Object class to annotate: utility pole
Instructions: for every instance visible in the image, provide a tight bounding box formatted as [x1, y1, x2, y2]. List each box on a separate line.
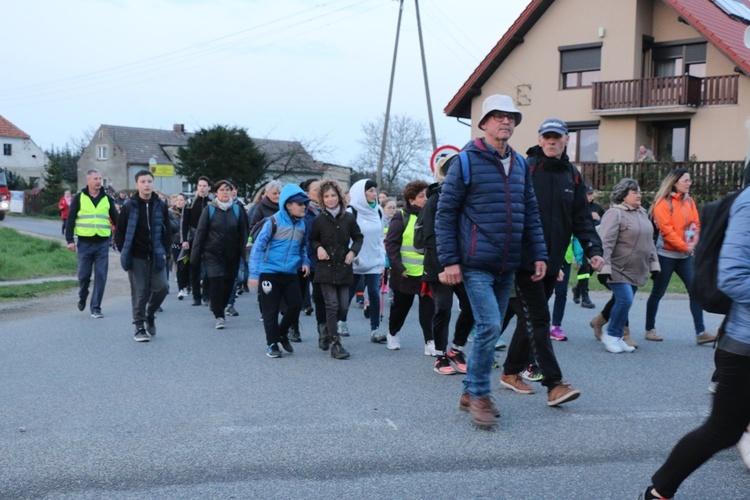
[415, 0, 437, 151]
[376, 0, 404, 191]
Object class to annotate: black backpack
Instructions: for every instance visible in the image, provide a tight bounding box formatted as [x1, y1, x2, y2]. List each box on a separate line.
[690, 188, 747, 314]
[248, 214, 277, 245]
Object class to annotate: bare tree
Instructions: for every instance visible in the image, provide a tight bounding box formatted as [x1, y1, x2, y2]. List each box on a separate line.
[354, 114, 433, 194]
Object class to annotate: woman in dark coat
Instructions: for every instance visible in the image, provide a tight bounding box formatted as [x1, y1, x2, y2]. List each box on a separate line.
[191, 180, 248, 330]
[310, 180, 363, 359]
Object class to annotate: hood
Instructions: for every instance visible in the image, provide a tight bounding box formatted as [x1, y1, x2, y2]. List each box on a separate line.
[348, 179, 378, 214]
[427, 182, 441, 198]
[278, 184, 309, 223]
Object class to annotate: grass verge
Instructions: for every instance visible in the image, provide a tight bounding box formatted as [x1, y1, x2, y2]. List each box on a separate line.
[0, 280, 78, 301]
[0, 227, 78, 280]
[572, 266, 688, 294]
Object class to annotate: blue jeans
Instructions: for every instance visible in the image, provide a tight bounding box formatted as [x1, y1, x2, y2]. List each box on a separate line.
[608, 283, 637, 339]
[646, 254, 705, 334]
[342, 273, 382, 331]
[462, 268, 515, 399]
[77, 239, 110, 313]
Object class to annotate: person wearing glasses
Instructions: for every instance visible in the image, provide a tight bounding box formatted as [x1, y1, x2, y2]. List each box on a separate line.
[436, 94, 547, 428]
[644, 169, 715, 345]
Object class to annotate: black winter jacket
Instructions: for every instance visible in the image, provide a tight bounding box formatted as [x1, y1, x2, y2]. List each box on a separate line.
[523, 145, 603, 275]
[248, 197, 279, 236]
[310, 209, 363, 285]
[421, 182, 443, 283]
[190, 201, 249, 279]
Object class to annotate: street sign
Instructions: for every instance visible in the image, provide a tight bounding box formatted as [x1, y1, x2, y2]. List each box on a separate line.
[150, 164, 174, 177]
[430, 145, 460, 173]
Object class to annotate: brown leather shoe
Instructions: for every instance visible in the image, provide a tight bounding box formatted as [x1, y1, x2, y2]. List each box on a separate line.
[696, 331, 717, 345]
[500, 373, 535, 394]
[547, 382, 581, 407]
[469, 396, 500, 427]
[460, 393, 500, 417]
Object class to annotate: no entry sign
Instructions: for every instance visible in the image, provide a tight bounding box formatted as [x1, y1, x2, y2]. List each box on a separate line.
[430, 145, 461, 173]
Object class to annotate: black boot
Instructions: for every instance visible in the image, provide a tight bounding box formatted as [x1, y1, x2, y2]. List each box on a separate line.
[580, 281, 595, 309]
[572, 282, 581, 304]
[318, 324, 330, 351]
[330, 337, 350, 359]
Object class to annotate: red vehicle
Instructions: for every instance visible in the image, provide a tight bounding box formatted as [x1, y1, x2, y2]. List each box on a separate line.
[0, 167, 10, 220]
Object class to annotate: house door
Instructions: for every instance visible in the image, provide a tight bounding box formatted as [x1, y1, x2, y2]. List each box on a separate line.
[654, 121, 690, 162]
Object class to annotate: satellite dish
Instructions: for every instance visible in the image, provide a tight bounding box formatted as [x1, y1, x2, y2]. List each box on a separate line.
[745, 25, 750, 49]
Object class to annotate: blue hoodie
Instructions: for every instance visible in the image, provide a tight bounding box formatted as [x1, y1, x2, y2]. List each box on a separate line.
[249, 184, 310, 279]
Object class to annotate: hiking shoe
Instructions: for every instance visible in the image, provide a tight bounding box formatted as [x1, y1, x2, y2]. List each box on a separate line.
[549, 326, 567, 341]
[177, 288, 187, 300]
[331, 342, 350, 360]
[494, 336, 507, 350]
[500, 373, 535, 394]
[304, 306, 314, 316]
[469, 396, 500, 427]
[447, 348, 467, 374]
[580, 294, 595, 309]
[696, 331, 717, 345]
[459, 393, 500, 417]
[289, 328, 302, 343]
[146, 316, 156, 336]
[572, 284, 581, 304]
[77, 299, 86, 311]
[386, 333, 400, 350]
[434, 356, 456, 375]
[226, 305, 239, 316]
[91, 309, 104, 319]
[547, 382, 581, 406]
[363, 304, 370, 319]
[279, 336, 294, 353]
[601, 333, 624, 353]
[520, 363, 544, 382]
[266, 343, 282, 358]
[370, 328, 386, 343]
[134, 329, 150, 343]
[645, 329, 663, 341]
[318, 324, 330, 351]
[424, 340, 437, 356]
[337, 320, 350, 337]
[215, 318, 225, 330]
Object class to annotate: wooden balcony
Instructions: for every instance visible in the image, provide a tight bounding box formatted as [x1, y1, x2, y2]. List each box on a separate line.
[592, 74, 739, 113]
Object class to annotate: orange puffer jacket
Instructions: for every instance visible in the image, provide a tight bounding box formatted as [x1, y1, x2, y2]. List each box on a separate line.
[653, 193, 700, 253]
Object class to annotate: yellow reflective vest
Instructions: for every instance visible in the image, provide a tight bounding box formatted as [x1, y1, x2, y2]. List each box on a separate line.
[400, 210, 424, 277]
[74, 193, 112, 237]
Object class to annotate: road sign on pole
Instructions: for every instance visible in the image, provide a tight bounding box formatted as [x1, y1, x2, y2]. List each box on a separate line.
[430, 145, 460, 173]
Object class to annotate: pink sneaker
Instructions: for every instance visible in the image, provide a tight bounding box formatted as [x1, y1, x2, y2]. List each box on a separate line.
[550, 326, 568, 341]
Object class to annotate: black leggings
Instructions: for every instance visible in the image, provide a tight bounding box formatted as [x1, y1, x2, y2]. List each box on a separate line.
[388, 289, 433, 342]
[651, 348, 750, 498]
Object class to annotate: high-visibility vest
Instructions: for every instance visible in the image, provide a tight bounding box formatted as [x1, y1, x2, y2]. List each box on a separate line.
[400, 209, 423, 277]
[74, 193, 111, 237]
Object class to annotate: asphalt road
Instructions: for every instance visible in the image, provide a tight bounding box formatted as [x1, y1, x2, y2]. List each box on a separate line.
[1, 216, 748, 499]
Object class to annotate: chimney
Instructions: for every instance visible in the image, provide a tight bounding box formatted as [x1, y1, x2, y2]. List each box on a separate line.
[173, 124, 185, 133]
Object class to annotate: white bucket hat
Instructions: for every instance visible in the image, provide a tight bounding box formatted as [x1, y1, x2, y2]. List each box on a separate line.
[479, 94, 522, 127]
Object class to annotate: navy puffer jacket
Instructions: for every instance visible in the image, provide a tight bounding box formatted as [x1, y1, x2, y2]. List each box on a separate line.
[436, 137, 547, 274]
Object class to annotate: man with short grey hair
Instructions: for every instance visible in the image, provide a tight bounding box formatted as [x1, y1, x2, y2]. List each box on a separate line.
[66, 169, 119, 318]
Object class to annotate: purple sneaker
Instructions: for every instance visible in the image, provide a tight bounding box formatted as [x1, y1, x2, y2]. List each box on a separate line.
[550, 325, 568, 341]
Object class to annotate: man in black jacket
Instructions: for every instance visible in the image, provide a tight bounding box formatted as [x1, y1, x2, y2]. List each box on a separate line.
[180, 176, 212, 306]
[115, 170, 171, 342]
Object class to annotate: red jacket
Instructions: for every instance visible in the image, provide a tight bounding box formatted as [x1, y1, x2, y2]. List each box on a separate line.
[58, 196, 71, 220]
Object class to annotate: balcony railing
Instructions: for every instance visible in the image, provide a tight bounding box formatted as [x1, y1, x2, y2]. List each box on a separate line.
[592, 74, 739, 110]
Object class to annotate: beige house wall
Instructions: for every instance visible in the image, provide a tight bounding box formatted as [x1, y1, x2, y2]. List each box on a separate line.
[466, 0, 747, 163]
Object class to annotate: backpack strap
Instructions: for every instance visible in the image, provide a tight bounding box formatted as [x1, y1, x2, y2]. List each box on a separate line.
[458, 151, 471, 186]
[208, 205, 215, 219]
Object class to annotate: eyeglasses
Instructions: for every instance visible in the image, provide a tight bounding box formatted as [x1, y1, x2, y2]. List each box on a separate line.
[678, 178, 693, 184]
[489, 111, 516, 123]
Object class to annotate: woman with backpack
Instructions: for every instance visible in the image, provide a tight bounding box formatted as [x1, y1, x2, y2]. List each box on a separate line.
[385, 180, 435, 353]
[190, 180, 248, 330]
[310, 180, 363, 359]
[644, 168, 715, 345]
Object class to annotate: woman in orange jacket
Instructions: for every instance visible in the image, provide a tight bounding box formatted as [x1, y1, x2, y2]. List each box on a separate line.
[644, 168, 714, 344]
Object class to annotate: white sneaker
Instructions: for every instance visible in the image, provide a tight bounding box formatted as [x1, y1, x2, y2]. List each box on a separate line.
[618, 338, 636, 353]
[738, 431, 750, 470]
[387, 333, 400, 350]
[424, 340, 437, 356]
[337, 320, 349, 336]
[177, 288, 187, 300]
[601, 333, 624, 353]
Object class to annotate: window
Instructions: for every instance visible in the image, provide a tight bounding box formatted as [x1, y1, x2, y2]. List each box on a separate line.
[560, 43, 601, 89]
[652, 42, 706, 77]
[567, 126, 599, 163]
[96, 145, 108, 160]
[3, 144, 11, 156]
[655, 121, 690, 162]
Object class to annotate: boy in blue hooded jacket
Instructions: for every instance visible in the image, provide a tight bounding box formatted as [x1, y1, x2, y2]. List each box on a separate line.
[248, 184, 311, 358]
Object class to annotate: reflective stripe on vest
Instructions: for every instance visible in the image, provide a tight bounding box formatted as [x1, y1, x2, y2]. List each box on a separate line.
[74, 194, 111, 237]
[400, 210, 423, 277]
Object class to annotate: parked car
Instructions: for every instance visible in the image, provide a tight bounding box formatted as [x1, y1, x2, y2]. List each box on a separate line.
[0, 167, 10, 220]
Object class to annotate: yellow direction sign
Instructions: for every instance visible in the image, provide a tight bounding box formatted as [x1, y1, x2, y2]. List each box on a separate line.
[150, 164, 174, 177]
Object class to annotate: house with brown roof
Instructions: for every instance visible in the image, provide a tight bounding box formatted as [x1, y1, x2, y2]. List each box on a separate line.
[445, 0, 750, 165]
[77, 124, 350, 196]
[0, 115, 48, 187]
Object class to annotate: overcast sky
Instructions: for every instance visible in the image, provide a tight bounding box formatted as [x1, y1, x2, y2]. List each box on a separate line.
[2, 0, 529, 171]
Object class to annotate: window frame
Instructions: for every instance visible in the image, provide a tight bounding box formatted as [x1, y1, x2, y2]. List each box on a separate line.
[3, 143, 11, 156]
[566, 122, 600, 163]
[96, 145, 108, 161]
[559, 43, 602, 90]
